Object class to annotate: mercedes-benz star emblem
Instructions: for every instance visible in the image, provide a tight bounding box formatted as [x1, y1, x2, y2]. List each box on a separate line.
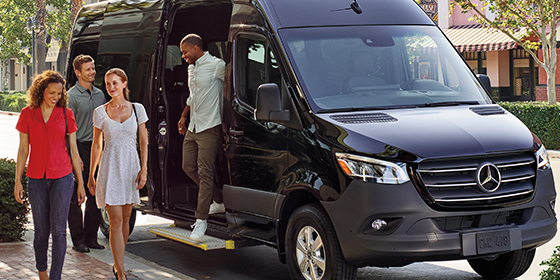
[476, 163, 501, 193]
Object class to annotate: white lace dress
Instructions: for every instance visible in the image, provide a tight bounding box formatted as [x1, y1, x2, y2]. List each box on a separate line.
[93, 102, 148, 208]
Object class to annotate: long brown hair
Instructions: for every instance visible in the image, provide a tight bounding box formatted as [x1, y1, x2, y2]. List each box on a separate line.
[105, 68, 130, 100]
[26, 70, 68, 109]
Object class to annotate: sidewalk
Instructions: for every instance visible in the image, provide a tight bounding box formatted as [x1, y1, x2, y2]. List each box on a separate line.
[0, 227, 185, 280]
[0, 230, 140, 280]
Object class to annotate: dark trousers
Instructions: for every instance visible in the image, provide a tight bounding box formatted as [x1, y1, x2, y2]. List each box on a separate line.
[67, 141, 101, 246]
[28, 172, 74, 280]
[182, 125, 223, 220]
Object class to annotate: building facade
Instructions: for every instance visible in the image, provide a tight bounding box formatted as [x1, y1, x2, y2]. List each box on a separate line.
[433, 0, 560, 102]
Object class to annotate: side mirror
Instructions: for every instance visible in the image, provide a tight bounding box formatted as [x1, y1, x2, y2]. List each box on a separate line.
[477, 74, 491, 95]
[254, 83, 289, 122]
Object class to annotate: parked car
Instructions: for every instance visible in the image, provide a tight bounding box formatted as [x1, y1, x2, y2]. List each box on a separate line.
[67, 0, 557, 279]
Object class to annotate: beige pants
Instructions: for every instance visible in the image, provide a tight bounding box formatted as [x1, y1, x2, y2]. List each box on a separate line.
[182, 125, 222, 220]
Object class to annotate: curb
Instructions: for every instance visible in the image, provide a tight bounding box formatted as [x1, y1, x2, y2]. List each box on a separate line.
[548, 150, 560, 158]
[0, 110, 20, 116]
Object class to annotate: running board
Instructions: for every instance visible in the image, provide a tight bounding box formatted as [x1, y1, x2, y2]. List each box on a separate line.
[150, 225, 235, 251]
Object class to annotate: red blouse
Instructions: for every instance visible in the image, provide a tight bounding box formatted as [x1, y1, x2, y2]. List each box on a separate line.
[16, 106, 78, 179]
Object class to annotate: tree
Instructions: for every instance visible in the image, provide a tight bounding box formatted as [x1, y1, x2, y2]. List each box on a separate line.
[36, 0, 47, 75]
[450, 0, 560, 105]
[71, 0, 83, 24]
[0, 0, 34, 88]
[0, 0, 71, 77]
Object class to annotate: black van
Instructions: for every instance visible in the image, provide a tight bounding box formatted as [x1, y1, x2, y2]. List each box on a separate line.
[67, 0, 557, 279]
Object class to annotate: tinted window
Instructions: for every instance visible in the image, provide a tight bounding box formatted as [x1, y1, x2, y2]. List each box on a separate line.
[235, 35, 282, 108]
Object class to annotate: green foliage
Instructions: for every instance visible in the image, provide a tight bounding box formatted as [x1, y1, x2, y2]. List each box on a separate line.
[499, 102, 560, 150]
[0, 91, 27, 112]
[0, 0, 72, 64]
[540, 246, 560, 280]
[45, 0, 72, 46]
[0, 0, 34, 64]
[0, 158, 29, 242]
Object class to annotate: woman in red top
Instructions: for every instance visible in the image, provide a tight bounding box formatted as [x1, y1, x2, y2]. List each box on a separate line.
[14, 70, 86, 280]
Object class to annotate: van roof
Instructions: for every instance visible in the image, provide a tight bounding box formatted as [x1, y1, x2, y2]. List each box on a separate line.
[262, 0, 435, 29]
[73, 0, 434, 38]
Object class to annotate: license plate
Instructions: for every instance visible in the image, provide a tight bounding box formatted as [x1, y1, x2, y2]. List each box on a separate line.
[476, 230, 511, 254]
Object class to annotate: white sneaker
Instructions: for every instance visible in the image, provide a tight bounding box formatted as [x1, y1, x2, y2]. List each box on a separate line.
[190, 219, 207, 241]
[209, 202, 225, 214]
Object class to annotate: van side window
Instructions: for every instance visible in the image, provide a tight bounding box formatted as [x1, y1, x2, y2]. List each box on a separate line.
[236, 34, 281, 109]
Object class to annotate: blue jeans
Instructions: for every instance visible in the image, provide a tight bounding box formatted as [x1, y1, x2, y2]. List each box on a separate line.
[28, 172, 74, 280]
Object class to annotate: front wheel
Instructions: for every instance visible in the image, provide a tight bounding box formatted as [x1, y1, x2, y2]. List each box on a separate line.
[468, 249, 535, 280]
[100, 207, 137, 239]
[285, 204, 356, 280]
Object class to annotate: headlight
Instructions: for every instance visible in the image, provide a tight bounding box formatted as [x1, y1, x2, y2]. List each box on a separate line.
[536, 144, 551, 170]
[336, 153, 409, 184]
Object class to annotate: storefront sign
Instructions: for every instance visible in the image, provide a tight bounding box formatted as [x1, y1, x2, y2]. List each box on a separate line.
[418, 0, 438, 21]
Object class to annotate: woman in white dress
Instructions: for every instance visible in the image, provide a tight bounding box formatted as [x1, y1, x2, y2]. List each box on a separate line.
[88, 68, 148, 280]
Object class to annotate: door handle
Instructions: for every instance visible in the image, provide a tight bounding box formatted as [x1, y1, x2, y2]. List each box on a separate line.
[229, 127, 244, 138]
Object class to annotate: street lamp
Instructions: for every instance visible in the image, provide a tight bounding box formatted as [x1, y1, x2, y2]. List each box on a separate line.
[26, 16, 41, 77]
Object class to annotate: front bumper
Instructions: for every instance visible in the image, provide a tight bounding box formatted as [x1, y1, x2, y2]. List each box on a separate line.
[322, 168, 557, 267]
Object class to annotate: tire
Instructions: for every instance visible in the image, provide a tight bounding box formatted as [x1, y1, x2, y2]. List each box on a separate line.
[100, 207, 137, 239]
[285, 204, 357, 280]
[468, 249, 535, 280]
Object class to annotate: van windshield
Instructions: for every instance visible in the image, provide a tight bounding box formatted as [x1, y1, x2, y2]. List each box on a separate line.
[279, 26, 493, 112]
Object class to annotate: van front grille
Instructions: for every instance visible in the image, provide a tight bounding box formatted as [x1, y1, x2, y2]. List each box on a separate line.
[416, 152, 536, 209]
[433, 209, 525, 231]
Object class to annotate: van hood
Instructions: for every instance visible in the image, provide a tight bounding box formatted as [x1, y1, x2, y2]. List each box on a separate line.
[317, 105, 534, 160]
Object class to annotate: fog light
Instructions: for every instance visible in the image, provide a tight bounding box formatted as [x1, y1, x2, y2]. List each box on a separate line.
[371, 219, 387, 231]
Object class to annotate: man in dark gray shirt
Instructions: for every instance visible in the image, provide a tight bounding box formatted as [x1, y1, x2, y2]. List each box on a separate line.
[67, 54, 107, 253]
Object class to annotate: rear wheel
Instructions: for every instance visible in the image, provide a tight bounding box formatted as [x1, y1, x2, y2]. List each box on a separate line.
[468, 249, 535, 280]
[100, 207, 137, 238]
[285, 204, 356, 280]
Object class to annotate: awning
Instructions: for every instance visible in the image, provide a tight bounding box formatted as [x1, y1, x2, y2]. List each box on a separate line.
[442, 24, 519, 52]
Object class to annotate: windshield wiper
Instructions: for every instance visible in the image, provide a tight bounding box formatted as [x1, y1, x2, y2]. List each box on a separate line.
[318, 105, 415, 113]
[317, 101, 480, 113]
[415, 101, 480, 108]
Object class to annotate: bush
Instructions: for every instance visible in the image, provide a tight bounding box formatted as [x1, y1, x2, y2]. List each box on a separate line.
[498, 102, 560, 150]
[0, 91, 27, 113]
[540, 245, 560, 280]
[0, 158, 29, 242]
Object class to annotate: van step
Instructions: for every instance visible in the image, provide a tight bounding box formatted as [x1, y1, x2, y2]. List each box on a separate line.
[150, 225, 235, 251]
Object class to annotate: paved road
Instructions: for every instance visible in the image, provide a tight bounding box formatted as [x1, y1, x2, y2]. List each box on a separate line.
[0, 112, 19, 161]
[1, 112, 558, 279]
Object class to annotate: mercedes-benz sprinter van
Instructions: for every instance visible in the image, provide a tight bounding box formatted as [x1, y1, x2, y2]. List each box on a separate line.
[67, 0, 557, 279]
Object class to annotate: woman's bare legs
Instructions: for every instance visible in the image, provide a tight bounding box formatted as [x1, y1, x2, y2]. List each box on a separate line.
[38, 270, 48, 280]
[106, 204, 133, 279]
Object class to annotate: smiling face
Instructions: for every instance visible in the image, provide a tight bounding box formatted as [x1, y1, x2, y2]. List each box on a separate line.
[75, 61, 96, 84]
[105, 73, 127, 98]
[41, 82, 64, 109]
[180, 43, 202, 64]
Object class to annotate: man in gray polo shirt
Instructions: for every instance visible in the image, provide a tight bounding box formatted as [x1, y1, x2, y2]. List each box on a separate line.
[67, 54, 107, 253]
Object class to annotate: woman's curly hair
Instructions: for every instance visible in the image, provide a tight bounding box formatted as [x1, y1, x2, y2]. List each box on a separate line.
[26, 70, 68, 109]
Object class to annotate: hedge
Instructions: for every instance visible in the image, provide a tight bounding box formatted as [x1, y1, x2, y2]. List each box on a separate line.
[0, 91, 27, 113]
[0, 158, 29, 242]
[540, 245, 560, 280]
[498, 102, 560, 150]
